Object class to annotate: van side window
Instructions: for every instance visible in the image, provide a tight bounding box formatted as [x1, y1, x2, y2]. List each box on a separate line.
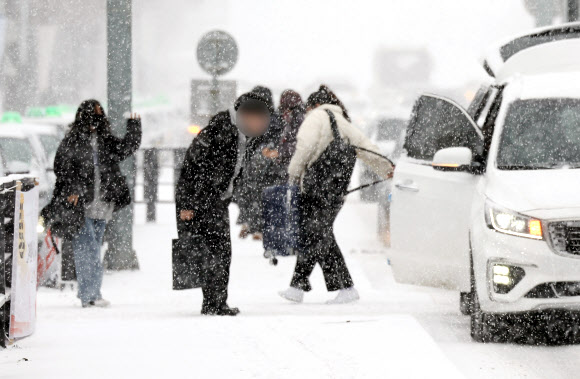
[404, 95, 482, 161]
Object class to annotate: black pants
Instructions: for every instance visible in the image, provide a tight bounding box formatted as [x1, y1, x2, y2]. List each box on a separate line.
[290, 196, 354, 292]
[179, 202, 232, 309]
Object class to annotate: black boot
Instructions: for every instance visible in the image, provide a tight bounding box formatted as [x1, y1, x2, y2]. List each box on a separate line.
[201, 304, 240, 316]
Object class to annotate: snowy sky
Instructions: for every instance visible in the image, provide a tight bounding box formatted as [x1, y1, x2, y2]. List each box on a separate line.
[205, 0, 535, 91]
[138, 0, 538, 101]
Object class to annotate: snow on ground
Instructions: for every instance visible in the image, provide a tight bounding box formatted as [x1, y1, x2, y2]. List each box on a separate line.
[2, 200, 580, 378]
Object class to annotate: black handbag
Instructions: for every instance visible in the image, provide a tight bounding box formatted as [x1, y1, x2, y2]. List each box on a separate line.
[172, 235, 209, 290]
[41, 198, 85, 240]
[303, 110, 357, 203]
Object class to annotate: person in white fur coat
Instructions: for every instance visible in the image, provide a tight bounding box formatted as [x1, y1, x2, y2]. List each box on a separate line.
[279, 85, 394, 304]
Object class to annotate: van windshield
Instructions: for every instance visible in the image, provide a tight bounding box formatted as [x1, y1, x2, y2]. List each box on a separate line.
[497, 98, 580, 170]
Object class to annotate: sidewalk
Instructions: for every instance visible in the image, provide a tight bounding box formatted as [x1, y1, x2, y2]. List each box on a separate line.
[0, 201, 465, 379]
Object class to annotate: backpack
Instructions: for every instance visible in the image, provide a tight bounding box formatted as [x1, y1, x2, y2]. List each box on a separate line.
[302, 110, 356, 204]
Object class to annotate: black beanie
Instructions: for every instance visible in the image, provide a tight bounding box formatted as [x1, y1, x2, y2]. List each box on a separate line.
[251, 85, 274, 110]
[234, 92, 274, 114]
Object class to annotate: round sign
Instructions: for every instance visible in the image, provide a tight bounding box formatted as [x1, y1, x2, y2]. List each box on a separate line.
[197, 30, 238, 77]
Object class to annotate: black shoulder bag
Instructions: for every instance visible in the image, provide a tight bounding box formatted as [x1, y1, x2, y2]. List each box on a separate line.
[172, 232, 210, 290]
[302, 110, 357, 203]
[41, 197, 86, 241]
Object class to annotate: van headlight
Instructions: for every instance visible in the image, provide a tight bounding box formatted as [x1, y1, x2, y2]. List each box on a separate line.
[485, 201, 543, 240]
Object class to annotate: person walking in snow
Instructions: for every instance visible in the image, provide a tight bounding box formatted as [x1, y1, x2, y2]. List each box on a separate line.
[276, 89, 306, 176]
[279, 85, 394, 304]
[49, 100, 142, 308]
[235, 85, 285, 240]
[176, 92, 272, 316]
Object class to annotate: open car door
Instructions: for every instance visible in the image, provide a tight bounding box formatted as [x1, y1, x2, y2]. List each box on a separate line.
[389, 94, 483, 291]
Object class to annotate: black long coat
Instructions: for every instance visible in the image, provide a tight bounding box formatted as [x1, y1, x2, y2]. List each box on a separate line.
[52, 118, 142, 212]
[175, 111, 262, 226]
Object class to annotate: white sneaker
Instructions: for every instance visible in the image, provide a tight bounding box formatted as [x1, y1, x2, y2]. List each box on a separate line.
[83, 299, 111, 308]
[278, 287, 304, 303]
[326, 287, 360, 304]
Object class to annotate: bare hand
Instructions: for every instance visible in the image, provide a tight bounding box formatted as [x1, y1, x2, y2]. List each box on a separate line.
[180, 210, 194, 221]
[130, 112, 141, 120]
[67, 194, 79, 206]
[239, 224, 250, 239]
[262, 148, 279, 159]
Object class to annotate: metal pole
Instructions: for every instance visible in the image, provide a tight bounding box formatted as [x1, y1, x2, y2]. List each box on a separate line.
[143, 148, 159, 223]
[211, 75, 219, 115]
[104, 0, 139, 271]
[568, 0, 579, 22]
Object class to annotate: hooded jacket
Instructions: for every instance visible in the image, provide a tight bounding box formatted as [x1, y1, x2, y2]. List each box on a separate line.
[288, 104, 393, 187]
[52, 118, 142, 212]
[176, 98, 269, 217]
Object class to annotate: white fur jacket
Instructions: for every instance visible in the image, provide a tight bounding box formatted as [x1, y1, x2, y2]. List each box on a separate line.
[288, 104, 394, 186]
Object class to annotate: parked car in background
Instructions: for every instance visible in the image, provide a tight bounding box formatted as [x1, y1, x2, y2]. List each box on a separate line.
[389, 23, 580, 342]
[18, 123, 64, 187]
[0, 124, 50, 206]
[0, 112, 66, 206]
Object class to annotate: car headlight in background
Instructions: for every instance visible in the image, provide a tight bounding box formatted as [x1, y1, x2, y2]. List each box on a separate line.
[187, 125, 202, 135]
[37, 216, 45, 234]
[485, 201, 543, 239]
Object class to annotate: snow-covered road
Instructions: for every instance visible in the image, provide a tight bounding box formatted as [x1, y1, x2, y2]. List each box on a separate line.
[1, 201, 580, 378]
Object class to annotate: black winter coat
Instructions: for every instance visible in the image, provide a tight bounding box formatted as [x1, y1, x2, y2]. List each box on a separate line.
[52, 118, 142, 212]
[176, 111, 262, 219]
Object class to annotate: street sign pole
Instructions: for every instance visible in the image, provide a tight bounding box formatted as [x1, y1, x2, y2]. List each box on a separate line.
[211, 75, 219, 115]
[568, 0, 579, 22]
[196, 30, 238, 115]
[104, 0, 139, 271]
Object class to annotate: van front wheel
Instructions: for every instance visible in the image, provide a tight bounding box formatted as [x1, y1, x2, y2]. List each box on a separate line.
[460, 292, 474, 315]
[470, 290, 494, 342]
[469, 251, 494, 342]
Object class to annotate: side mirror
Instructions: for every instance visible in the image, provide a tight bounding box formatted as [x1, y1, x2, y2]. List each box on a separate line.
[432, 147, 474, 173]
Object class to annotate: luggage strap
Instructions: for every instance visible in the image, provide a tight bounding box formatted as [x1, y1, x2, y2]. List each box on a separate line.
[322, 109, 396, 196]
[344, 146, 395, 195]
[345, 178, 390, 195]
[354, 145, 395, 167]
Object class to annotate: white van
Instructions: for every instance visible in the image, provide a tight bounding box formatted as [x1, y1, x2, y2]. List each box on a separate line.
[389, 23, 580, 342]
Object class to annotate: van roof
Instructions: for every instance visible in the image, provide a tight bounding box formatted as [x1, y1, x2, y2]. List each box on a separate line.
[504, 72, 580, 101]
[484, 22, 580, 81]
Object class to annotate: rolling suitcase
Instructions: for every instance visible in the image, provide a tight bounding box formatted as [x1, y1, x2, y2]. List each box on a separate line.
[262, 185, 301, 265]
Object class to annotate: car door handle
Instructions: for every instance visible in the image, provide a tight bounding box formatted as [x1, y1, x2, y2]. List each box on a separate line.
[395, 183, 419, 192]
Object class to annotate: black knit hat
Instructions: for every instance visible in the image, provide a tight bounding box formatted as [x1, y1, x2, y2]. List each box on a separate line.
[234, 91, 274, 114]
[251, 85, 274, 110]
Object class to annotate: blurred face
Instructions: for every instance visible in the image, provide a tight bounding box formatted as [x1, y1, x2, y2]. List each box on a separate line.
[89, 104, 103, 132]
[237, 110, 270, 138]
